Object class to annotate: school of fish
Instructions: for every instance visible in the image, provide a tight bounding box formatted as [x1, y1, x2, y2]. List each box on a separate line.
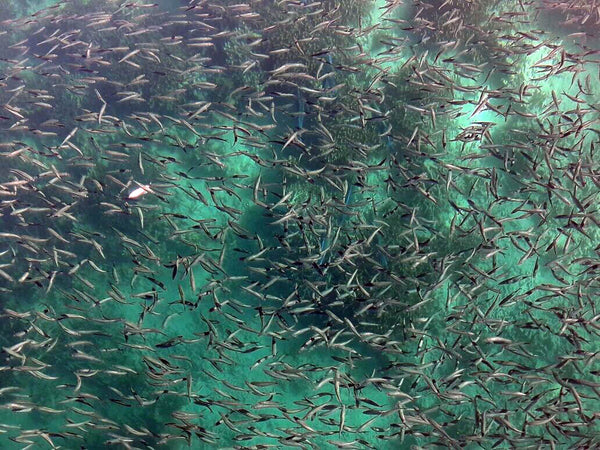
[0, 0, 598, 448]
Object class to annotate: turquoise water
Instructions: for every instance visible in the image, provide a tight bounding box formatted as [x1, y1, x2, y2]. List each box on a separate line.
[0, 0, 598, 448]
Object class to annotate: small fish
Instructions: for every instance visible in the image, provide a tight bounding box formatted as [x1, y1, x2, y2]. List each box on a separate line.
[127, 184, 152, 199]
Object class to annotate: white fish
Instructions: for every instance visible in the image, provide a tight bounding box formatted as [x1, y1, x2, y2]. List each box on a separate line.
[127, 184, 151, 199]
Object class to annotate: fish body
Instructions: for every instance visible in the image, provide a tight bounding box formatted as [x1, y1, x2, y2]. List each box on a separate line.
[127, 184, 151, 199]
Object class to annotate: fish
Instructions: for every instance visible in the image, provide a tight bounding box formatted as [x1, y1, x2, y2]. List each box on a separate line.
[0, 0, 597, 448]
[127, 184, 152, 199]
